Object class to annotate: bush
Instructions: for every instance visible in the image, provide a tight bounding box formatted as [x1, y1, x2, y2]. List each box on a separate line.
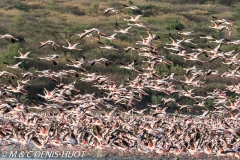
[27, 3, 45, 10]
[151, 95, 162, 104]
[12, 15, 25, 31]
[71, 6, 85, 16]
[65, 24, 91, 37]
[86, 3, 99, 15]
[167, 0, 236, 6]
[170, 64, 183, 74]
[5, 1, 29, 12]
[128, 1, 134, 5]
[205, 99, 214, 109]
[205, 8, 218, 15]
[45, 2, 61, 11]
[234, 8, 240, 21]
[0, 43, 20, 64]
[139, 5, 161, 17]
[158, 64, 170, 76]
[165, 18, 185, 30]
[205, 0, 237, 6]
[0, 26, 7, 34]
[125, 8, 142, 15]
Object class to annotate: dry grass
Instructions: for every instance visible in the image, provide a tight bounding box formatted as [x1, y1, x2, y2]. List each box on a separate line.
[0, 9, 24, 17]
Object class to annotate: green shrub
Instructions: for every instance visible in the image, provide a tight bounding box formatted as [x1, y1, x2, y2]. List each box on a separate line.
[140, 5, 161, 17]
[170, 64, 183, 74]
[12, 15, 25, 31]
[113, 67, 132, 74]
[45, 2, 61, 11]
[125, 8, 142, 15]
[151, 95, 162, 104]
[205, 0, 236, 6]
[86, 3, 99, 15]
[5, 1, 29, 12]
[71, 6, 85, 16]
[205, 8, 218, 15]
[0, 26, 7, 34]
[205, 99, 214, 109]
[165, 18, 185, 30]
[234, 8, 240, 21]
[128, 1, 134, 5]
[158, 64, 170, 76]
[65, 24, 91, 36]
[0, 43, 20, 64]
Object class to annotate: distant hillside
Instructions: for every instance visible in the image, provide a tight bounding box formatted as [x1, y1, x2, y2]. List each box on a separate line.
[0, 0, 239, 109]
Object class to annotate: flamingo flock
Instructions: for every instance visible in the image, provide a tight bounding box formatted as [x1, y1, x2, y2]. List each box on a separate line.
[0, 3, 239, 159]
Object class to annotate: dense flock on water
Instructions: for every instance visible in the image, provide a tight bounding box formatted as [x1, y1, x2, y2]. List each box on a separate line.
[0, 2, 239, 159]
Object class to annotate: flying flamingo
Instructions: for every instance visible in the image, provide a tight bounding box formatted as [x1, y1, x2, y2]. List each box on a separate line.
[0, 34, 19, 42]
[123, 5, 144, 12]
[14, 50, 33, 60]
[62, 39, 82, 50]
[39, 40, 60, 51]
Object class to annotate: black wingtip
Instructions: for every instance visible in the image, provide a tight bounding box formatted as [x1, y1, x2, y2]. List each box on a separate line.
[212, 16, 218, 19]
[75, 72, 79, 77]
[98, 41, 104, 45]
[91, 62, 95, 66]
[207, 45, 213, 49]
[66, 59, 72, 63]
[52, 60, 58, 65]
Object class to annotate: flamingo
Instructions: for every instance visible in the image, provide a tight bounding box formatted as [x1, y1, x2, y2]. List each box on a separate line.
[209, 22, 228, 31]
[128, 22, 150, 30]
[3, 61, 23, 70]
[119, 60, 143, 73]
[39, 40, 60, 51]
[98, 41, 119, 50]
[14, 50, 33, 60]
[104, 8, 122, 19]
[123, 5, 144, 12]
[0, 34, 19, 42]
[78, 28, 103, 39]
[38, 54, 60, 65]
[211, 16, 235, 26]
[62, 39, 82, 50]
[114, 23, 134, 35]
[166, 33, 184, 49]
[124, 15, 142, 22]
[124, 46, 139, 53]
[101, 33, 118, 41]
[199, 34, 216, 40]
[66, 58, 86, 71]
[90, 58, 114, 66]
